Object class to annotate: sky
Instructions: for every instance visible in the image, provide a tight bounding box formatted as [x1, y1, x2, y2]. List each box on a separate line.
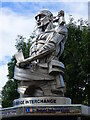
[0, 0, 89, 90]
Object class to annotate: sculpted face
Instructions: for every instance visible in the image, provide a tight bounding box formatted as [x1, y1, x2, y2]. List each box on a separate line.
[35, 10, 53, 28]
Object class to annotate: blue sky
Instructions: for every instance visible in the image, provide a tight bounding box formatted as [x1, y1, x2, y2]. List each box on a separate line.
[0, 1, 89, 89]
[1, 2, 88, 16]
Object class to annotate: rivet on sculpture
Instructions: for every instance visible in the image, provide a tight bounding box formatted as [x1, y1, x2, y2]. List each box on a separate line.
[14, 10, 68, 98]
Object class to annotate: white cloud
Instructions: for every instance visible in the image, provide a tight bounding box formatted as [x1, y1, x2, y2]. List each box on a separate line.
[66, 2, 88, 17]
[63, 2, 88, 23]
[0, 7, 35, 89]
[0, 8, 35, 61]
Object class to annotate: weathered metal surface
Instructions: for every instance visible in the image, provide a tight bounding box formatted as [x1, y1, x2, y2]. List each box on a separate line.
[14, 10, 68, 97]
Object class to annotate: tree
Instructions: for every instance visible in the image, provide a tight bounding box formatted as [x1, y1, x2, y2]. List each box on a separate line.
[2, 79, 19, 108]
[62, 18, 90, 105]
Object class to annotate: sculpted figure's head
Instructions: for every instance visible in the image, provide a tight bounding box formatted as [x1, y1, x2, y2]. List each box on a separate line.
[35, 10, 53, 31]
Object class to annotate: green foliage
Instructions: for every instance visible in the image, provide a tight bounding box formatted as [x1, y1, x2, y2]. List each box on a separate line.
[15, 35, 31, 58]
[62, 20, 89, 105]
[2, 80, 19, 108]
[7, 56, 16, 79]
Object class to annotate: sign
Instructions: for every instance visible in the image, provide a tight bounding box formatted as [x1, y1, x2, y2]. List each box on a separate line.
[25, 106, 70, 113]
[13, 97, 71, 106]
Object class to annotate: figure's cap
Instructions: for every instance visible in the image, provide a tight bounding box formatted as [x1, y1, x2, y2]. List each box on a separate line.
[35, 10, 53, 28]
[35, 10, 53, 21]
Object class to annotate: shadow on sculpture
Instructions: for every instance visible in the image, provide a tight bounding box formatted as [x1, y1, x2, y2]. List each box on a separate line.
[14, 10, 68, 98]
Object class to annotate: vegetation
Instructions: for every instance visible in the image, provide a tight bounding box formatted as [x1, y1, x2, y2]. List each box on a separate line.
[2, 18, 90, 108]
[62, 19, 90, 105]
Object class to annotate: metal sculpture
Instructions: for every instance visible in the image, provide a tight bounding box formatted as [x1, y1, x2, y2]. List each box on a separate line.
[14, 10, 68, 97]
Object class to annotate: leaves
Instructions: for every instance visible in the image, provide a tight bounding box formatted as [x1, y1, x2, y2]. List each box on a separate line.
[63, 20, 89, 105]
[2, 80, 19, 108]
[15, 35, 31, 58]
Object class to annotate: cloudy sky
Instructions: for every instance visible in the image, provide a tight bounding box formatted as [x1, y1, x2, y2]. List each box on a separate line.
[0, 0, 89, 90]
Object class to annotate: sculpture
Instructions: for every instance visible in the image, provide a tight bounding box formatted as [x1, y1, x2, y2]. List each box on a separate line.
[14, 10, 68, 97]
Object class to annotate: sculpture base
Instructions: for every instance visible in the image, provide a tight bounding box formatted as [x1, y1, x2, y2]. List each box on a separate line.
[13, 97, 71, 107]
[1, 97, 89, 119]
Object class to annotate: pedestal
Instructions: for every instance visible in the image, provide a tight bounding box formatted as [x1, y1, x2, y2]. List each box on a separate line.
[1, 97, 90, 120]
[1, 104, 90, 120]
